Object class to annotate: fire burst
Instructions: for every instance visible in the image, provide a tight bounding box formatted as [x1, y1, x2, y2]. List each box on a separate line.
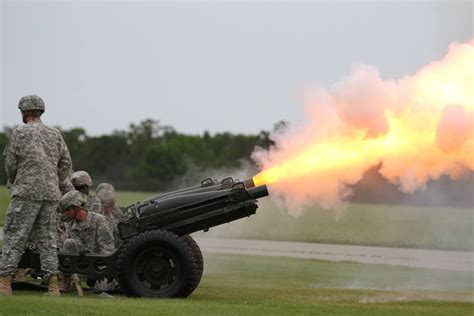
[252, 40, 473, 211]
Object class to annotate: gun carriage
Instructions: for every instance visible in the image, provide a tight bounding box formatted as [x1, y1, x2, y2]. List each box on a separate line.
[16, 178, 268, 298]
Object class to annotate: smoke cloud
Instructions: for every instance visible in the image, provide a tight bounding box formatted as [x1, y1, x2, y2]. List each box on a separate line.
[252, 40, 473, 214]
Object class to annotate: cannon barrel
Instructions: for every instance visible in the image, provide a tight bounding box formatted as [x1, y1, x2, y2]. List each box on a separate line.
[143, 177, 241, 203]
[118, 180, 268, 239]
[247, 184, 268, 199]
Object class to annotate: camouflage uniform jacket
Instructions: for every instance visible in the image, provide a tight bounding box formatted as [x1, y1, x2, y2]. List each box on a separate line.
[68, 212, 115, 255]
[105, 206, 124, 248]
[4, 121, 73, 200]
[86, 195, 102, 214]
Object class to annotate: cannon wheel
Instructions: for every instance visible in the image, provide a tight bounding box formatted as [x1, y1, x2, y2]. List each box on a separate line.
[117, 230, 201, 298]
[180, 235, 204, 293]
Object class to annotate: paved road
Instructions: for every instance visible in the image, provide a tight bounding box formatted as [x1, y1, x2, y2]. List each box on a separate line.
[0, 228, 471, 272]
[194, 237, 474, 272]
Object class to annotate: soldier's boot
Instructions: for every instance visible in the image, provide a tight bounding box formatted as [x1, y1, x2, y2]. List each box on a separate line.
[0, 275, 13, 296]
[47, 274, 61, 297]
[71, 273, 83, 297]
[58, 274, 72, 292]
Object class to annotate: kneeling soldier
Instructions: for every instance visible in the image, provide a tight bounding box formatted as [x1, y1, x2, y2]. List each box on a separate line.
[58, 190, 114, 295]
[96, 188, 123, 249]
[59, 190, 114, 255]
[70, 171, 102, 214]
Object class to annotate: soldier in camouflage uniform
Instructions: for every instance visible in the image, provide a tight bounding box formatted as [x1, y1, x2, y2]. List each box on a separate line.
[0, 95, 73, 296]
[59, 190, 115, 255]
[94, 184, 123, 292]
[57, 190, 114, 295]
[96, 188, 123, 249]
[58, 171, 103, 245]
[96, 182, 115, 194]
[58, 171, 102, 249]
[70, 171, 102, 214]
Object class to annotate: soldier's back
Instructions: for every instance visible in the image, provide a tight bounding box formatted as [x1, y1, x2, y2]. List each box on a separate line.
[10, 122, 66, 200]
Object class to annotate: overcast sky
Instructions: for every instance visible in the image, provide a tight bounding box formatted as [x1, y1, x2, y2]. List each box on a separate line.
[1, 1, 472, 136]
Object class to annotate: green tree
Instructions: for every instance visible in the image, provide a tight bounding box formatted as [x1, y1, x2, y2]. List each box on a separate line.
[0, 119, 277, 191]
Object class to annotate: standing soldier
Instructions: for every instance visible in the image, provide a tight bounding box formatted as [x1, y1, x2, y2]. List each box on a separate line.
[0, 95, 73, 296]
[70, 171, 102, 214]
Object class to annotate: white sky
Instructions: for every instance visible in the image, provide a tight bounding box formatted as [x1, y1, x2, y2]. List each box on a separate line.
[1, 1, 472, 135]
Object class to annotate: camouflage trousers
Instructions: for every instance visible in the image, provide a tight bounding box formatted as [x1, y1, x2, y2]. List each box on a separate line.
[0, 197, 59, 276]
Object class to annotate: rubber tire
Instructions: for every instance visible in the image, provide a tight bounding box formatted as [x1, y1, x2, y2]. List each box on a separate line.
[117, 230, 200, 298]
[180, 235, 204, 293]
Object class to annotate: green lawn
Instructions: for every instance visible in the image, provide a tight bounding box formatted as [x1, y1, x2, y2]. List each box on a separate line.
[198, 199, 474, 251]
[1, 186, 473, 251]
[0, 253, 472, 315]
[114, 190, 159, 209]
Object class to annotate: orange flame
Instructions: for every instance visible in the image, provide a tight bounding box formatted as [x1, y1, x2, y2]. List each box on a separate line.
[252, 40, 473, 212]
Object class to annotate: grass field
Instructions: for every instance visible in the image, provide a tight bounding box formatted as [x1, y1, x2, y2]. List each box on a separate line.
[201, 199, 474, 251]
[0, 186, 472, 314]
[1, 186, 473, 251]
[0, 253, 472, 315]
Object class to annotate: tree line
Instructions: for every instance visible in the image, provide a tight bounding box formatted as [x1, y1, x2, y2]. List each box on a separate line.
[1, 119, 470, 207]
[0, 119, 281, 191]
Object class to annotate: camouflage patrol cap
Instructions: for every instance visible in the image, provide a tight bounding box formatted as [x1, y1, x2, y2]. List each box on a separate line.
[59, 190, 88, 212]
[97, 189, 116, 207]
[18, 95, 45, 112]
[96, 183, 115, 194]
[70, 171, 93, 188]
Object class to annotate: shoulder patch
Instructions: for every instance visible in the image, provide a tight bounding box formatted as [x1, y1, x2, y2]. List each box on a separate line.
[101, 231, 113, 243]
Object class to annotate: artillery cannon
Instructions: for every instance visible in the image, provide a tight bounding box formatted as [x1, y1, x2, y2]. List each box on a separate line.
[16, 177, 268, 298]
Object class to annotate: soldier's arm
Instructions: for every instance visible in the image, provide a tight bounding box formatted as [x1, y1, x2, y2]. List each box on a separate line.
[4, 131, 18, 185]
[98, 218, 115, 255]
[113, 206, 124, 218]
[67, 225, 81, 240]
[57, 135, 74, 194]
